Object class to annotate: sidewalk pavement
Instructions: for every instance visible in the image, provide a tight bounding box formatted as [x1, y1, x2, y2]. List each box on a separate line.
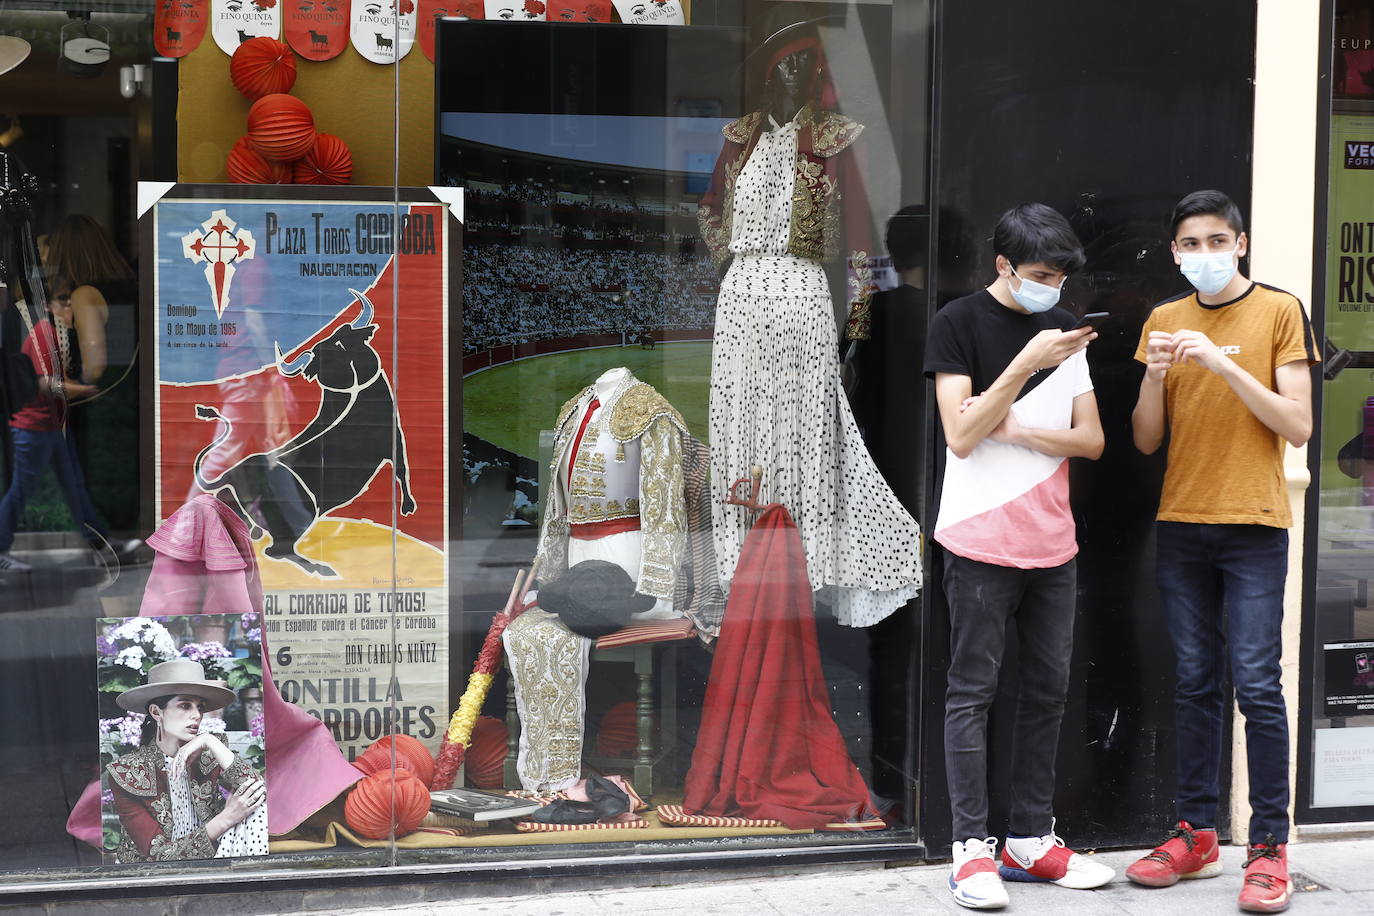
[305, 835, 1374, 916]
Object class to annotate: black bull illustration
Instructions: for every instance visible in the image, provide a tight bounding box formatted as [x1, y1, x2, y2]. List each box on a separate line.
[193, 289, 416, 577]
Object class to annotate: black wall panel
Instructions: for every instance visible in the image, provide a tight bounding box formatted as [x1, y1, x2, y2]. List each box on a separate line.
[921, 0, 1258, 851]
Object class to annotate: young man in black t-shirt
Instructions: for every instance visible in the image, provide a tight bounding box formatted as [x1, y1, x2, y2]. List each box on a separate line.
[924, 203, 1110, 909]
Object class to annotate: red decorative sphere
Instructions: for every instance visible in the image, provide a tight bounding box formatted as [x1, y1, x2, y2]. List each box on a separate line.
[354, 743, 420, 778]
[247, 94, 316, 163]
[364, 734, 435, 787]
[292, 133, 353, 185]
[230, 37, 297, 101]
[226, 136, 293, 184]
[465, 716, 508, 789]
[344, 770, 431, 839]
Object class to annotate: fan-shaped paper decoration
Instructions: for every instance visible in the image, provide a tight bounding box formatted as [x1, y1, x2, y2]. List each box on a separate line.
[292, 133, 352, 185]
[465, 715, 508, 789]
[354, 743, 421, 778]
[365, 734, 434, 787]
[343, 770, 431, 839]
[230, 37, 297, 101]
[246, 93, 316, 163]
[594, 701, 637, 758]
[226, 136, 293, 184]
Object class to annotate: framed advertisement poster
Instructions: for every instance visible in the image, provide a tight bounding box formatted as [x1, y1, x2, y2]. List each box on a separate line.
[139, 184, 462, 762]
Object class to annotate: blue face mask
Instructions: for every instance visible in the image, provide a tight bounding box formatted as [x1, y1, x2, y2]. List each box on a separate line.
[1178, 248, 1238, 296]
[1009, 267, 1063, 313]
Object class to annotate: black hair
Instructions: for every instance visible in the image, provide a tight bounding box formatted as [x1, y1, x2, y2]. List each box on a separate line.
[1169, 189, 1245, 238]
[992, 203, 1085, 274]
[885, 205, 929, 274]
[139, 694, 177, 746]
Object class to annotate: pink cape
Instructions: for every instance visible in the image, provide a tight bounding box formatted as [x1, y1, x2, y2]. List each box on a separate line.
[682, 504, 878, 829]
[67, 495, 360, 847]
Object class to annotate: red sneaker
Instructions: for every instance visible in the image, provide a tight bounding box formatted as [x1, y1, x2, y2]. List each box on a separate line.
[1125, 821, 1221, 887]
[1238, 839, 1293, 913]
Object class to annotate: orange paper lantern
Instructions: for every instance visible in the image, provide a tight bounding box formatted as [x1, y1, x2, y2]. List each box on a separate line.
[230, 37, 297, 101]
[365, 734, 434, 787]
[343, 770, 431, 839]
[292, 133, 352, 185]
[354, 743, 420, 778]
[226, 136, 293, 184]
[247, 94, 315, 163]
[465, 716, 508, 789]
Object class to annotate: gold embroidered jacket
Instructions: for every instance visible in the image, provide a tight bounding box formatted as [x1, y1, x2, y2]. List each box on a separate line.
[106, 740, 255, 862]
[536, 380, 688, 601]
[696, 104, 879, 340]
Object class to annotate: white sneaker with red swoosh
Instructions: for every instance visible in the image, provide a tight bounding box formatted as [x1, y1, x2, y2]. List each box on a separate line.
[950, 837, 1010, 909]
[1000, 824, 1116, 889]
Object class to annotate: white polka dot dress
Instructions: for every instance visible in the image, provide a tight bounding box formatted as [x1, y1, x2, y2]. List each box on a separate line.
[709, 114, 922, 627]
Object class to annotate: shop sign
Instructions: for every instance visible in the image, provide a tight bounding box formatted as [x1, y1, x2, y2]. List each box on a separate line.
[211, 0, 283, 55]
[350, 0, 417, 64]
[1323, 640, 1374, 717]
[1313, 726, 1374, 808]
[610, 0, 683, 26]
[155, 0, 211, 57]
[284, 0, 348, 61]
[145, 187, 457, 762]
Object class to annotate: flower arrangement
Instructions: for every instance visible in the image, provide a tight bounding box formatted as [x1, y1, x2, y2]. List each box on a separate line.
[99, 712, 146, 767]
[243, 714, 266, 768]
[180, 641, 234, 679]
[431, 563, 536, 790]
[97, 619, 178, 695]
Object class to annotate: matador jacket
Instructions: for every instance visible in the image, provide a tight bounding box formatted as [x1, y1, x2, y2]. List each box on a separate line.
[696, 103, 879, 341]
[106, 739, 255, 862]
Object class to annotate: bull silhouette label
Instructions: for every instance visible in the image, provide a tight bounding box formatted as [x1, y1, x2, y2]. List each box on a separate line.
[192, 289, 416, 578]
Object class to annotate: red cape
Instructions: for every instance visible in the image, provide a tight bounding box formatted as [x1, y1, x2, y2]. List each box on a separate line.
[683, 504, 877, 829]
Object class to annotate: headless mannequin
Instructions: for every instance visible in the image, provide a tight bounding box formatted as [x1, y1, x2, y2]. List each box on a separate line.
[763, 47, 816, 127]
[560, 366, 676, 618]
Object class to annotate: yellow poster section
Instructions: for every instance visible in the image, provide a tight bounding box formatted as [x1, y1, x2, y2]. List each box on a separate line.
[254, 517, 444, 591]
[176, 39, 434, 187]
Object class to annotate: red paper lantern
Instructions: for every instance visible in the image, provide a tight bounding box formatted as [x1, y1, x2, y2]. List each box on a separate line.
[292, 133, 352, 185]
[365, 734, 435, 787]
[230, 37, 297, 101]
[354, 744, 420, 778]
[226, 136, 293, 184]
[595, 701, 636, 758]
[465, 716, 508, 789]
[344, 770, 431, 839]
[247, 94, 316, 163]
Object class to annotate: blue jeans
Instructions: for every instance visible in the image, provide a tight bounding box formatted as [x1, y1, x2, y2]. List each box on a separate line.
[0, 427, 107, 553]
[1156, 521, 1289, 844]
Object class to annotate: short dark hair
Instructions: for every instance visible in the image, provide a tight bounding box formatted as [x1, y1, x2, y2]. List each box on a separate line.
[992, 203, 1085, 274]
[1170, 189, 1244, 238]
[885, 205, 929, 274]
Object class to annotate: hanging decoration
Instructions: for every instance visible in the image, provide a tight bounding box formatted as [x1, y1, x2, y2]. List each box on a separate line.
[246, 93, 316, 162]
[549, 0, 610, 21]
[229, 36, 297, 100]
[212, 0, 282, 55]
[483, 0, 544, 19]
[415, 0, 450, 62]
[226, 136, 294, 183]
[343, 769, 431, 839]
[154, 0, 210, 58]
[349, 0, 416, 64]
[284, 0, 349, 61]
[609, 0, 683, 25]
[291, 133, 353, 184]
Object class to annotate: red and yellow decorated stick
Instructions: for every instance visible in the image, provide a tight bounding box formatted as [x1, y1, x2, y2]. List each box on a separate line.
[430, 560, 540, 790]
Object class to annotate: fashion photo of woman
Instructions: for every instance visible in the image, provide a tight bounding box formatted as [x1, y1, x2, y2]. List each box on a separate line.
[105, 659, 267, 862]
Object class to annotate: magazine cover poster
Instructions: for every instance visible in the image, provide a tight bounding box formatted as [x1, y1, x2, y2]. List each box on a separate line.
[149, 193, 452, 761]
[98, 614, 267, 863]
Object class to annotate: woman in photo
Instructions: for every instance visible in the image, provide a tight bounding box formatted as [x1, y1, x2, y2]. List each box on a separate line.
[105, 659, 267, 862]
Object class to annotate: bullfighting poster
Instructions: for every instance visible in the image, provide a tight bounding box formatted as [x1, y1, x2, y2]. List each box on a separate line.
[143, 186, 458, 762]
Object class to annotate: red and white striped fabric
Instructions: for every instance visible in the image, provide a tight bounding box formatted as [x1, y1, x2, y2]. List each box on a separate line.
[595, 617, 696, 649]
[514, 814, 647, 832]
[657, 804, 887, 832]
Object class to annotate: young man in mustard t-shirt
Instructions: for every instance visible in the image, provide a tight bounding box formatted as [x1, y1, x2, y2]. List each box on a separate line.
[1127, 190, 1318, 913]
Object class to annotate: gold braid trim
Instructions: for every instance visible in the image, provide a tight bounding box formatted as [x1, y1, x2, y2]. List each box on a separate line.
[722, 111, 762, 144]
[846, 250, 876, 341]
[812, 111, 865, 157]
[608, 383, 688, 443]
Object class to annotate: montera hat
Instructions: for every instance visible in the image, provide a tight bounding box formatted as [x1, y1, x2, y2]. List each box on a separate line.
[116, 659, 236, 713]
[538, 560, 655, 639]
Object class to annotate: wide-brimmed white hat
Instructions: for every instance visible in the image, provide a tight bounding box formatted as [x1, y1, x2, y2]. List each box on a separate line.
[116, 659, 236, 713]
[0, 36, 32, 78]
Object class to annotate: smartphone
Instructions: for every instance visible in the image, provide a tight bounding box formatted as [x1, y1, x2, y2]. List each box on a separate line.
[1073, 311, 1110, 331]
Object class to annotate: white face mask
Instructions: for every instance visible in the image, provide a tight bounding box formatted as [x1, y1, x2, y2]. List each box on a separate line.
[1179, 248, 1238, 296]
[1009, 267, 1063, 313]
